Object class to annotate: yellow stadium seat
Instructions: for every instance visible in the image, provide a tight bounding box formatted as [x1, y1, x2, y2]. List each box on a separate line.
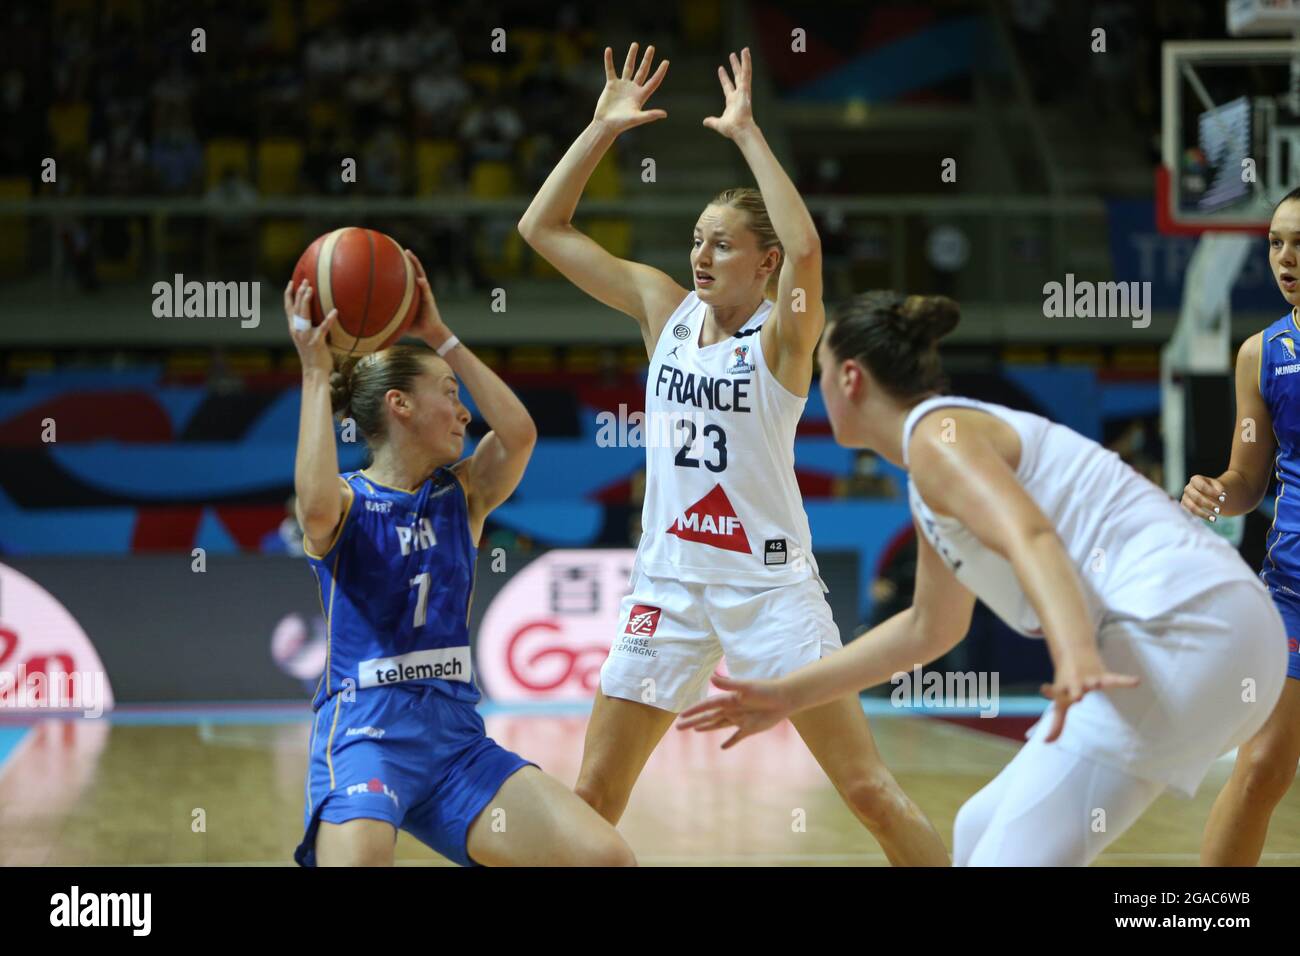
[227, 350, 274, 375]
[415, 139, 460, 195]
[462, 63, 503, 95]
[301, 0, 341, 30]
[469, 160, 516, 198]
[1112, 347, 1159, 370]
[165, 350, 213, 377]
[1058, 346, 1104, 366]
[586, 150, 623, 199]
[103, 0, 144, 23]
[267, 0, 297, 54]
[53, 0, 93, 17]
[563, 346, 602, 374]
[586, 219, 631, 259]
[0, 177, 32, 276]
[620, 345, 647, 372]
[260, 220, 306, 274]
[8, 352, 55, 376]
[1001, 346, 1050, 365]
[507, 346, 558, 373]
[307, 100, 343, 134]
[205, 139, 253, 189]
[256, 138, 304, 195]
[48, 102, 90, 153]
[681, 0, 722, 47]
[94, 219, 143, 281]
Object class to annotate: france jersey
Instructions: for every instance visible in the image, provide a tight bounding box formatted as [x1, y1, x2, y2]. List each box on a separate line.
[1256, 310, 1300, 678]
[295, 466, 533, 867]
[304, 467, 480, 710]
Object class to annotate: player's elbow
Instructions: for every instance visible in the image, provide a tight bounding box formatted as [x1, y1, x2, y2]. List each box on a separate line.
[299, 509, 340, 545]
[783, 234, 821, 265]
[517, 214, 557, 247]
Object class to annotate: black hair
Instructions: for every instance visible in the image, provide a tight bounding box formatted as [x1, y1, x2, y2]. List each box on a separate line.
[823, 291, 960, 400]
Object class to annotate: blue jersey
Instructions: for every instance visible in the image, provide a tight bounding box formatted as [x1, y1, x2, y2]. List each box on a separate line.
[1259, 311, 1300, 586]
[304, 467, 479, 711]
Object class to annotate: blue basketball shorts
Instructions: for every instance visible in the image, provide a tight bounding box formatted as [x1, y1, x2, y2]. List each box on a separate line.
[1261, 569, 1300, 681]
[295, 684, 534, 867]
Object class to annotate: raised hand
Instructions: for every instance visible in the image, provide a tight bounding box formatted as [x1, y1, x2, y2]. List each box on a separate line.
[703, 47, 756, 140]
[1038, 654, 1140, 743]
[593, 42, 669, 134]
[676, 674, 794, 749]
[404, 249, 453, 348]
[284, 278, 337, 375]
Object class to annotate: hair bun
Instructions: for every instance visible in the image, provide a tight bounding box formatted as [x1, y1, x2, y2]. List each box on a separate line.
[329, 368, 353, 416]
[900, 294, 960, 343]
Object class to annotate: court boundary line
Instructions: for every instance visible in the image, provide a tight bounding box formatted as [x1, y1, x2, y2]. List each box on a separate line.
[0, 695, 1052, 726]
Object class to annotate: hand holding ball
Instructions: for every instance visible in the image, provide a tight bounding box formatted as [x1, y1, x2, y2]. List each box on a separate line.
[290, 227, 421, 357]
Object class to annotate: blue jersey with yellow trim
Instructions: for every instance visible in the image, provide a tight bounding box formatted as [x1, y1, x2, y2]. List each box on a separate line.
[304, 467, 479, 711]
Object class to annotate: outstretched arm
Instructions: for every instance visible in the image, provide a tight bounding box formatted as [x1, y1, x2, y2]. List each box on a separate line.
[405, 254, 536, 538]
[286, 279, 353, 556]
[517, 42, 687, 355]
[909, 410, 1138, 740]
[705, 48, 823, 385]
[677, 528, 974, 748]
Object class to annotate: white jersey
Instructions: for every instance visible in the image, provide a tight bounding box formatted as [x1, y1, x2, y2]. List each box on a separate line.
[902, 396, 1263, 635]
[633, 291, 825, 589]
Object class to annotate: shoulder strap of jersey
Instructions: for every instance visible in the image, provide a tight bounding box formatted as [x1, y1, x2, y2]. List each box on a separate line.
[901, 395, 987, 467]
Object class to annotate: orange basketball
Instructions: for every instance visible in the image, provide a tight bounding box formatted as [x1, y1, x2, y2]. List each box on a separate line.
[291, 227, 420, 357]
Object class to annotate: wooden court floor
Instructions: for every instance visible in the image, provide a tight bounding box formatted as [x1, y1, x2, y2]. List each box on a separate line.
[1, 711, 1297, 866]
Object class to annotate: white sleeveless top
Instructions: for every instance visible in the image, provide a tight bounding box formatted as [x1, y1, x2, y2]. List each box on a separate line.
[902, 396, 1262, 635]
[633, 292, 826, 590]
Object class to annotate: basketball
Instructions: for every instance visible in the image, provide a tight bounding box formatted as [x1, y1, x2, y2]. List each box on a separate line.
[290, 227, 420, 357]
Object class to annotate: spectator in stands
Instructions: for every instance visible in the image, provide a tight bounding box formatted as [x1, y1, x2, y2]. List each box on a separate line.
[459, 91, 524, 168]
[150, 122, 202, 194]
[362, 123, 409, 195]
[204, 165, 258, 272]
[410, 65, 472, 138]
[305, 25, 351, 77]
[303, 126, 357, 195]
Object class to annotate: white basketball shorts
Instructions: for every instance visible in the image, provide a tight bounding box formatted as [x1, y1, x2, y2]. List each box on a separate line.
[600, 569, 843, 712]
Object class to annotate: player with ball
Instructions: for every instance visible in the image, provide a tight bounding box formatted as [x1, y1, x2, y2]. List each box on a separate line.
[285, 230, 633, 867]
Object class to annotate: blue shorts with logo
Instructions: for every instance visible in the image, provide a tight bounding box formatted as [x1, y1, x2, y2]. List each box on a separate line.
[295, 684, 534, 867]
[1261, 563, 1300, 680]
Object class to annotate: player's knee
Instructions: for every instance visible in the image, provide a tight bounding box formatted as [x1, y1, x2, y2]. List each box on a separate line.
[1235, 745, 1298, 805]
[316, 825, 394, 867]
[840, 771, 906, 831]
[576, 832, 637, 867]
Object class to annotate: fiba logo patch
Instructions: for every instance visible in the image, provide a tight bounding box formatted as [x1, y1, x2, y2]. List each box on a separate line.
[727, 344, 755, 374]
[672, 323, 691, 340]
[625, 605, 661, 637]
